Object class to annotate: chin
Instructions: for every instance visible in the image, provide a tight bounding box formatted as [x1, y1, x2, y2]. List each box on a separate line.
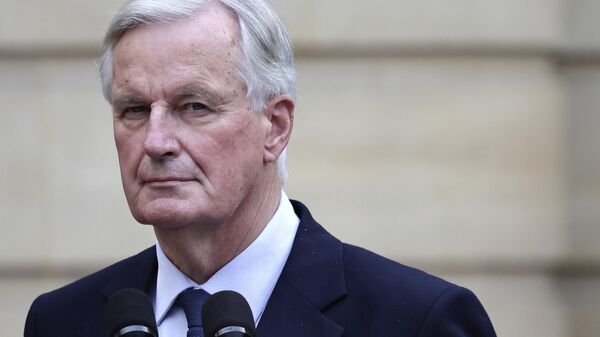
[131, 203, 223, 229]
[136, 214, 190, 228]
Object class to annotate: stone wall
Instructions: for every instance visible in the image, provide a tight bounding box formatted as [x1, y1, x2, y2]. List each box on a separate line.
[1, 0, 598, 336]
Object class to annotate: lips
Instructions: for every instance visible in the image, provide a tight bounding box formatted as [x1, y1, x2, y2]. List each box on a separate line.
[143, 177, 196, 187]
[144, 177, 193, 183]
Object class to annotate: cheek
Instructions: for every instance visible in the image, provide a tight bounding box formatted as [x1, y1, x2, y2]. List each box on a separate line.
[231, 114, 265, 148]
[222, 123, 263, 165]
[114, 129, 144, 179]
[228, 121, 267, 175]
[190, 125, 262, 182]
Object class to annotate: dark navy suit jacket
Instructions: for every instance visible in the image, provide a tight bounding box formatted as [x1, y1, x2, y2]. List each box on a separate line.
[24, 200, 496, 337]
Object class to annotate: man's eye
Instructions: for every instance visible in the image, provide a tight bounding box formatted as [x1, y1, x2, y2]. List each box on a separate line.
[124, 106, 148, 113]
[180, 102, 213, 119]
[183, 102, 208, 111]
[118, 106, 150, 121]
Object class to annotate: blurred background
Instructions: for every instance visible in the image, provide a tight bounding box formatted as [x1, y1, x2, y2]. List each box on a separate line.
[1, 0, 599, 336]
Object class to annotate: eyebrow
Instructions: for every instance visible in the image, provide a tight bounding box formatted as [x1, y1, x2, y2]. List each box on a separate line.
[111, 85, 229, 108]
[173, 87, 226, 107]
[112, 95, 147, 108]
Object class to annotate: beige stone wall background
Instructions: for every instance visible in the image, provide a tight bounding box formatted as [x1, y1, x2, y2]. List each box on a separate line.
[1, 0, 598, 336]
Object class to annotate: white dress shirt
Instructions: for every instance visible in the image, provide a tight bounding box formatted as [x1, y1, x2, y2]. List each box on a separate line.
[151, 191, 300, 337]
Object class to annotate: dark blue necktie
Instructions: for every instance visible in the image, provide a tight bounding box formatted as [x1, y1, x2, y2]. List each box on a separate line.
[176, 288, 211, 337]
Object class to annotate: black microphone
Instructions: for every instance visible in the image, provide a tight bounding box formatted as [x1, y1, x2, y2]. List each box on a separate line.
[105, 288, 158, 337]
[202, 291, 257, 337]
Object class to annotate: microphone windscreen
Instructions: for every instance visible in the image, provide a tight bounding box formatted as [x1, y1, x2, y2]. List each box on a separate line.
[202, 290, 256, 337]
[105, 288, 158, 337]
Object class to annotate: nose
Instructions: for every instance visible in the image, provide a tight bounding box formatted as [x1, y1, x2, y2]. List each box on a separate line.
[143, 108, 181, 160]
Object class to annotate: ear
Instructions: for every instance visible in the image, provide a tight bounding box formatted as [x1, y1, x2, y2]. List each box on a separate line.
[263, 95, 294, 164]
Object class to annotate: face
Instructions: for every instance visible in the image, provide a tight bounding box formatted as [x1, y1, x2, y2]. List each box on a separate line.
[111, 6, 275, 228]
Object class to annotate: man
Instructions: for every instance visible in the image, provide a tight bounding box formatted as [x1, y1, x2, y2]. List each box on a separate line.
[25, 0, 497, 336]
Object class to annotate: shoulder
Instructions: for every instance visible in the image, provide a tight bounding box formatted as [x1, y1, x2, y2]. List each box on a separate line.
[342, 243, 451, 303]
[335, 243, 453, 320]
[334, 244, 496, 336]
[291, 199, 455, 303]
[33, 247, 155, 308]
[25, 247, 156, 337]
[289, 200, 495, 336]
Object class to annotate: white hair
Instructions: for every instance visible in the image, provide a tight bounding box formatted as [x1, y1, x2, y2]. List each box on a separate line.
[99, 0, 295, 182]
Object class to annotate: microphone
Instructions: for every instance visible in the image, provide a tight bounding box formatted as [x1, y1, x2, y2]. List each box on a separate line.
[202, 291, 257, 337]
[105, 288, 158, 337]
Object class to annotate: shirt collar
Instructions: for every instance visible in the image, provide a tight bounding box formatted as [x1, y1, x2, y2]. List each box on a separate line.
[154, 191, 299, 325]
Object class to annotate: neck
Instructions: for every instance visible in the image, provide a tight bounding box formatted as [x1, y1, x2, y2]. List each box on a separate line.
[154, 170, 282, 284]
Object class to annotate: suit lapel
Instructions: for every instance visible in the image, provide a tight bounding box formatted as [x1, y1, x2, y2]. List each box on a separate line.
[257, 200, 347, 337]
[99, 246, 158, 299]
[79, 247, 158, 337]
[257, 280, 344, 337]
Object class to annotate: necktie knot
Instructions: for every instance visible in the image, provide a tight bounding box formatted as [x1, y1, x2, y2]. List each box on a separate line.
[176, 288, 210, 336]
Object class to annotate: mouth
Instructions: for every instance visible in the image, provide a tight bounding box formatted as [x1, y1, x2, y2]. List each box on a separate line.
[144, 177, 195, 187]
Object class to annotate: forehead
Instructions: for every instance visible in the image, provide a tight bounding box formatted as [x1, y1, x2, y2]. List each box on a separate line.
[121, 3, 240, 45]
[111, 4, 243, 99]
[113, 4, 241, 73]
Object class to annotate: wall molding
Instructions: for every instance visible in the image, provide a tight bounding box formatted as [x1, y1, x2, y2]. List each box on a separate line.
[2, 44, 600, 64]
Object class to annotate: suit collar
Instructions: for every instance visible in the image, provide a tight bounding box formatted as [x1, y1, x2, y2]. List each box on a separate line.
[257, 200, 347, 337]
[100, 246, 158, 299]
[80, 247, 158, 337]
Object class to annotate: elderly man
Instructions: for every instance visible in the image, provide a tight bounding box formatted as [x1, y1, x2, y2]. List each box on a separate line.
[24, 0, 496, 336]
